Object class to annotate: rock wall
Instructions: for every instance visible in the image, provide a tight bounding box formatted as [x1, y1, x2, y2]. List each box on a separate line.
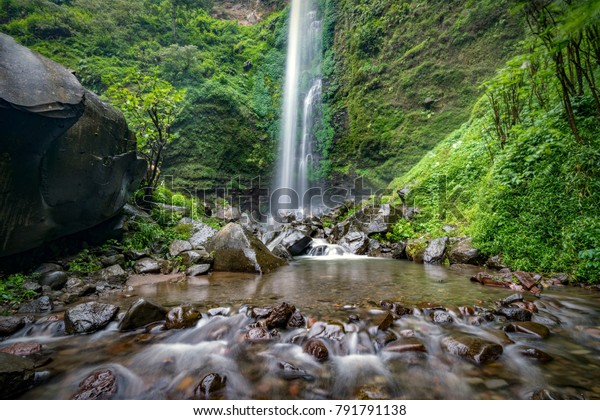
[0, 34, 146, 257]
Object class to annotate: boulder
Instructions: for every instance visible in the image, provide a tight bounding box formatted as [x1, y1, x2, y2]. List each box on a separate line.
[180, 219, 218, 249]
[134, 258, 161, 274]
[186, 264, 211, 276]
[0, 34, 145, 257]
[448, 238, 482, 265]
[100, 254, 125, 267]
[118, 298, 167, 331]
[92, 264, 128, 285]
[441, 334, 503, 364]
[0, 352, 35, 398]
[423, 236, 448, 264]
[18, 295, 52, 313]
[266, 228, 312, 256]
[496, 307, 532, 322]
[265, 302, 296, 329]
[64, 302, 119, 334]
[180, 250, 212, 266]
[165, 304, 201, 330]
[338, 228, 370, 255]
[215, 204, 241, 222]
[39, 270, 68, 290]
[244, 326, 275, 342]
[352, 204, 401, 235]
[303, 339, 329, 362]
[168, 239, 192, 257]
[0, 316, 26, 336]
[383, 338, 427, 353]
[405, 238, 427, 263]
[503, 321, 550, 338]
[71, 369, 118, 400]
[207, 223, 287, 274]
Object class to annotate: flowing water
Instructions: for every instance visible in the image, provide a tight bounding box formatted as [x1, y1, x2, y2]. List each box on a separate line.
[8, 257, 600, 400]
[275, 0, 322, 210]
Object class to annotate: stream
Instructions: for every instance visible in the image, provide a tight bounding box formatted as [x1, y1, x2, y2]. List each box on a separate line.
[7, 256, 600, 400]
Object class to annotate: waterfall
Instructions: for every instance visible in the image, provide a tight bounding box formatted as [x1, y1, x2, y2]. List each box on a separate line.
[275, 0, 322, 216]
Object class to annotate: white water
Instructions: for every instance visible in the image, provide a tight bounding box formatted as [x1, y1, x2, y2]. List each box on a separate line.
[275, 0, 322, 213]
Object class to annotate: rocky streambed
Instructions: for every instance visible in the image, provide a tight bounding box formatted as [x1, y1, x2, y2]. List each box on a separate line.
[1, 257, 599, 400]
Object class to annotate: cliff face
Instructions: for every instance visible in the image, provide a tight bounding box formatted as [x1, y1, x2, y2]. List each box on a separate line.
[0, 34, 146, 257]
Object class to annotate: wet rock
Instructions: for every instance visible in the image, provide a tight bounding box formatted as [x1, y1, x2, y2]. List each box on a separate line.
[267, 228, 313, 256]
[207, 223, 287, 274]
[215, 204, 241, 222]
[500, 293, 523, 305]
[0, 352, 35, 398]
[303, 339, 329, 362]
[530, 389, 583, 400]
[18, 295, 52, 313]
[520, 347, 553, 363]
[186, 264, 211, 276]
[512, 301, 538, 313]
[180, 250, 213, 266]
[100, 254, 125, 268]
[39, 270, 68, 290]
[448, 237, 482, 265]
[34, 262, 63, 275]
[512, 271, 537, 290]
[470, 272, 510, 288]
[249, 307, 272, 319]
[118, 298, 167, 331]
[194, 373, 227, 399]
[0, 316, 26, 336]
[165, 304, 202, 330]
[459, 306, 475, 316]
[245, 326, 274, 342]
[22, 281, 43, 294]
[423, 236, 448, 265]
[504, 321, 550, 338]
[134, 258, 161, 274]
[71, 369, 118, 400]
[376, 312, 395, 331]
[92, 264, 127, 285]
[287, 310, 306, 328]
[207, 307, 230, 317]
[380, 301, 413, 317]
[277, 361, 315, 381]
[441, 334, 503, 364]
[374, 329, 398, 347]
[271, 244, 293, 261]
[0, 342, 42, 357]
[383, 338, 427, 353]
[265, 302, 296, 329]
[168, 239, 192, 257]
[64, 302, 118, 334]
[496, 307, 532, 321]
[432, 310, 453, 324]
[125, 249, 148, 261]
[186, 221, 218, 249]
[486, 255, 506, 269]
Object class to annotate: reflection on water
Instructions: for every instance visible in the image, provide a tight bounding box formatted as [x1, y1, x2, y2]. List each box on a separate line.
[8, 257, 600, 400]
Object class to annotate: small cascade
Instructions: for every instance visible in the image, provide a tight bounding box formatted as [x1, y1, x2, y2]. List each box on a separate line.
[306, 238, 350, 257]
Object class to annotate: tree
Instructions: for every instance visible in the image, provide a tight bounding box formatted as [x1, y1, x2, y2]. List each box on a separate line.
[104, 70, 186, 194]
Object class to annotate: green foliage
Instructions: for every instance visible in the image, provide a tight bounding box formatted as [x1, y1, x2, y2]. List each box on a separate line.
[68, 249, 102, 273]
[0, 273, 38, 306]
[123, 218, 190, 253]
[386, 219, 415, 242]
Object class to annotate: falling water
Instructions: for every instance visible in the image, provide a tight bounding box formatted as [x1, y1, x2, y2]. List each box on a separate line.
[275, 0, 322, 214]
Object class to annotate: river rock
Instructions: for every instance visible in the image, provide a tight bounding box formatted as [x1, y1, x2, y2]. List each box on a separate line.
[496, 307, 532, 321]
[376, 312, 395, 331]
[186, 264, 211, 276]
[383, 338, 427, 353]
[134, 258, 161, 274]
[0, 352, 35, 398]
[71, 369, 118, 400]
[165, 304, 202, 330]
[338, 228, 370, 255]
[267, 228, 312, 256]
[194, 373, 227, 399]
[352, 204, 401, 235]
[64, 302, 118, 334]
[207, 307, 230, 317]
[207, 223, 286, 274]
[18, 295, 52, 313]
[406, 238, 427, 263]
[503, 321, 550, 338]
[265, 302, 296, 329]
[0, 316, 26, 336]
[100, 254, 125, 267]
[441, 334, 503, 364]
[0, 342, 42, 358]
[520, 347, 553, 363]
[168, 239, 192, 257]
[423, 236, 448, 264]
[0, 34, 145, 258]
[287, 310, 306, 328]
[39, 270, 68, 290]
[92, 264, 128, 285]
[179, 219, 218, 248]
[118, 298, 167, 331]
[179, 250, 211, 266]
[244, 326, 274, 342]
[432, 310, 453, 324]
[448, 237, 481, 265]
[530, 389, 583, 400]
[470, 272, 510, 288]
[380, 301, 413, 317]
[277, 361, 314, 381]
[303, 339, 329, 362]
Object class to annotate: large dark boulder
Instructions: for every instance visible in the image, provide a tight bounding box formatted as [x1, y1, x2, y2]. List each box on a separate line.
[118, 298, 167, 331]
[0, 33, 145, 257]
[207, 223, 287, 274]
[64, 302, 119, 334]
[0, 352, 35, 398]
